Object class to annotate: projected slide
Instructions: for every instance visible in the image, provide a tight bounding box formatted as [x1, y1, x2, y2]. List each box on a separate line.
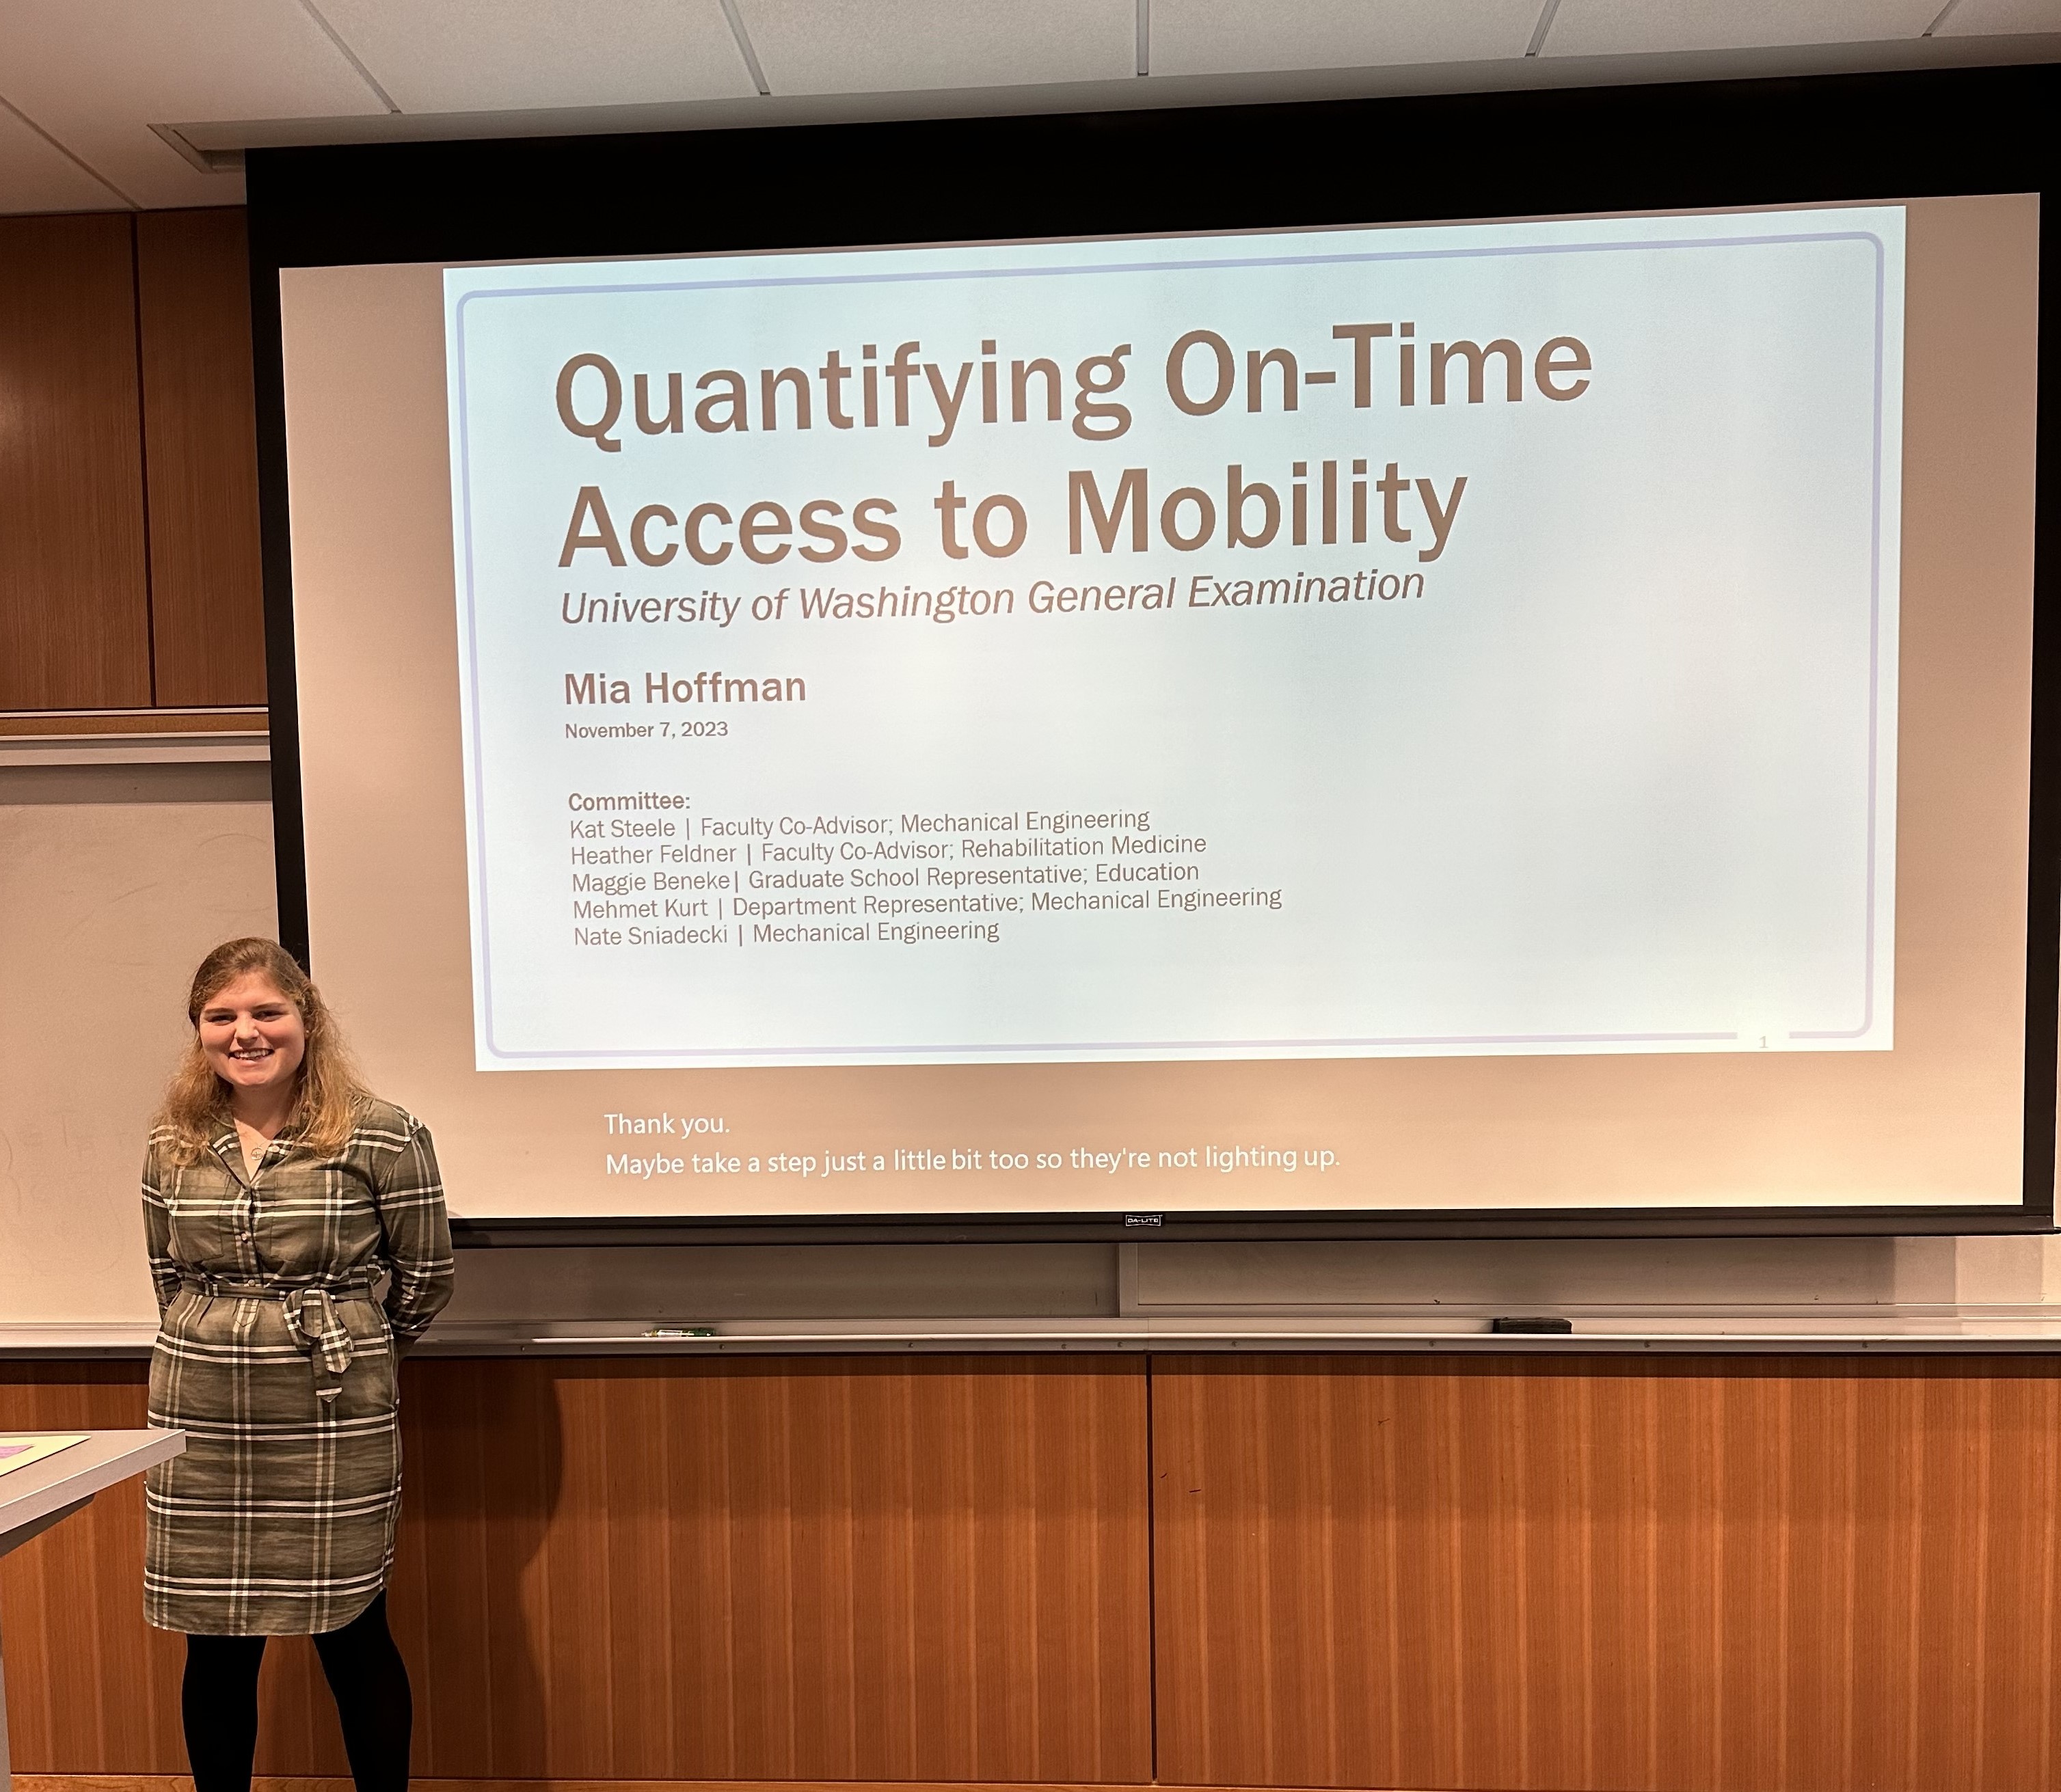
[443, 208, 1903, 1071]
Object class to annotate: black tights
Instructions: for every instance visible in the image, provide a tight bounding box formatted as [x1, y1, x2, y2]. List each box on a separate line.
[182, 1593, 412, 1792]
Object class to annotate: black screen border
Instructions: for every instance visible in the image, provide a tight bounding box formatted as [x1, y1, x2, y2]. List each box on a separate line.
[247, 61, 2060, 1243]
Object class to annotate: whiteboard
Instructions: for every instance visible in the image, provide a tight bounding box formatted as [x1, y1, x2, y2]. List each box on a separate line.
[0, 761, 274, 1331]
[3, 757, 2056, 1347]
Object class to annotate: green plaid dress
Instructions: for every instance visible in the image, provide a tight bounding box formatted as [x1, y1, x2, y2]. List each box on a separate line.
[141, 1097, 455, 1635]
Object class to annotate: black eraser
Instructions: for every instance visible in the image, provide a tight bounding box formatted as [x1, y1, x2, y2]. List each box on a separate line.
[1490, 1315, 1574, 1334]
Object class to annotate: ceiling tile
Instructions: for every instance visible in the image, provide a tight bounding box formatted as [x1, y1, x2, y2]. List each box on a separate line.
[0, 0, 383, 208]
[317, 0, 757, 112]
[1151, 0, 1542, 77]
[0, 102, 130, 214]
[734, 0, 1135, 95]
[1544, 0, 1943, 57]
[1934, 0, 2061, 33]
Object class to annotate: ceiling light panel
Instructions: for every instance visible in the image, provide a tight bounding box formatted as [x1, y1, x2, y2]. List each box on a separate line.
[1933, 0, 2061, 33]
[0, 0, 386, 207]
[1544, 0, 1944, 57]
[0, 102, 131, 214]
[1150, 0, 1541, 77]
[316, 0, 757, 112]
[733, 0, 1135, 95]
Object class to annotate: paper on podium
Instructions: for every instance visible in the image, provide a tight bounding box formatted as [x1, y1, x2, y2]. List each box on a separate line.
[0, 1435, 87, 1478]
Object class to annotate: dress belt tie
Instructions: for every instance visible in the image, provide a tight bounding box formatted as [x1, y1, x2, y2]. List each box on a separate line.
[182, 1276, 375, 1403]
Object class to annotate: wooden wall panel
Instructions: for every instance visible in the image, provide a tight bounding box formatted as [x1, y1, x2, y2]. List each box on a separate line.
[16, 1353, 2061, 1792]
[0, 215, 150, 710]
[134, 208, 267, 708]
[1, 1357, 1153, 1785]
[1151, 1354, 2061, 1792]
[0, 1367, 184, 1771]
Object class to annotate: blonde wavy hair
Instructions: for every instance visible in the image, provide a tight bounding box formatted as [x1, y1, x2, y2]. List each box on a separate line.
[155, 938, 367, 1164]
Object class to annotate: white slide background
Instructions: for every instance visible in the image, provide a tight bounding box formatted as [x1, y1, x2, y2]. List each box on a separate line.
[444, 207, 1903, 1070]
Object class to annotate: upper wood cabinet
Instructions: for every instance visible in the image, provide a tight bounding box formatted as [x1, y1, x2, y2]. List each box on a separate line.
[137, 208, 265, 708]
[0, 213, 151, 711]
[0, 207, 266, 716]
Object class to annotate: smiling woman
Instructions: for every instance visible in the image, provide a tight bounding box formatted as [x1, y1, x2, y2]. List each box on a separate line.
[141, 936, 455, 1792]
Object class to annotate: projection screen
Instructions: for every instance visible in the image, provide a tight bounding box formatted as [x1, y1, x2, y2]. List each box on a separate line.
[258, 105, 2051, 1236]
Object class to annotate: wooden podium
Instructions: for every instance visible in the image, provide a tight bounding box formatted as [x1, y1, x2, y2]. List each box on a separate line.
[0, 1430, 185, 1792]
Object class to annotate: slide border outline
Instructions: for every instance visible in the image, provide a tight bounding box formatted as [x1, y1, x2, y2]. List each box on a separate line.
[448, 221, 1894, 1066]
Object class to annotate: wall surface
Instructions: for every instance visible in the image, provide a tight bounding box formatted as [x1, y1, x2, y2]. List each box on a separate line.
[8, 1353, 2061, 1792]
